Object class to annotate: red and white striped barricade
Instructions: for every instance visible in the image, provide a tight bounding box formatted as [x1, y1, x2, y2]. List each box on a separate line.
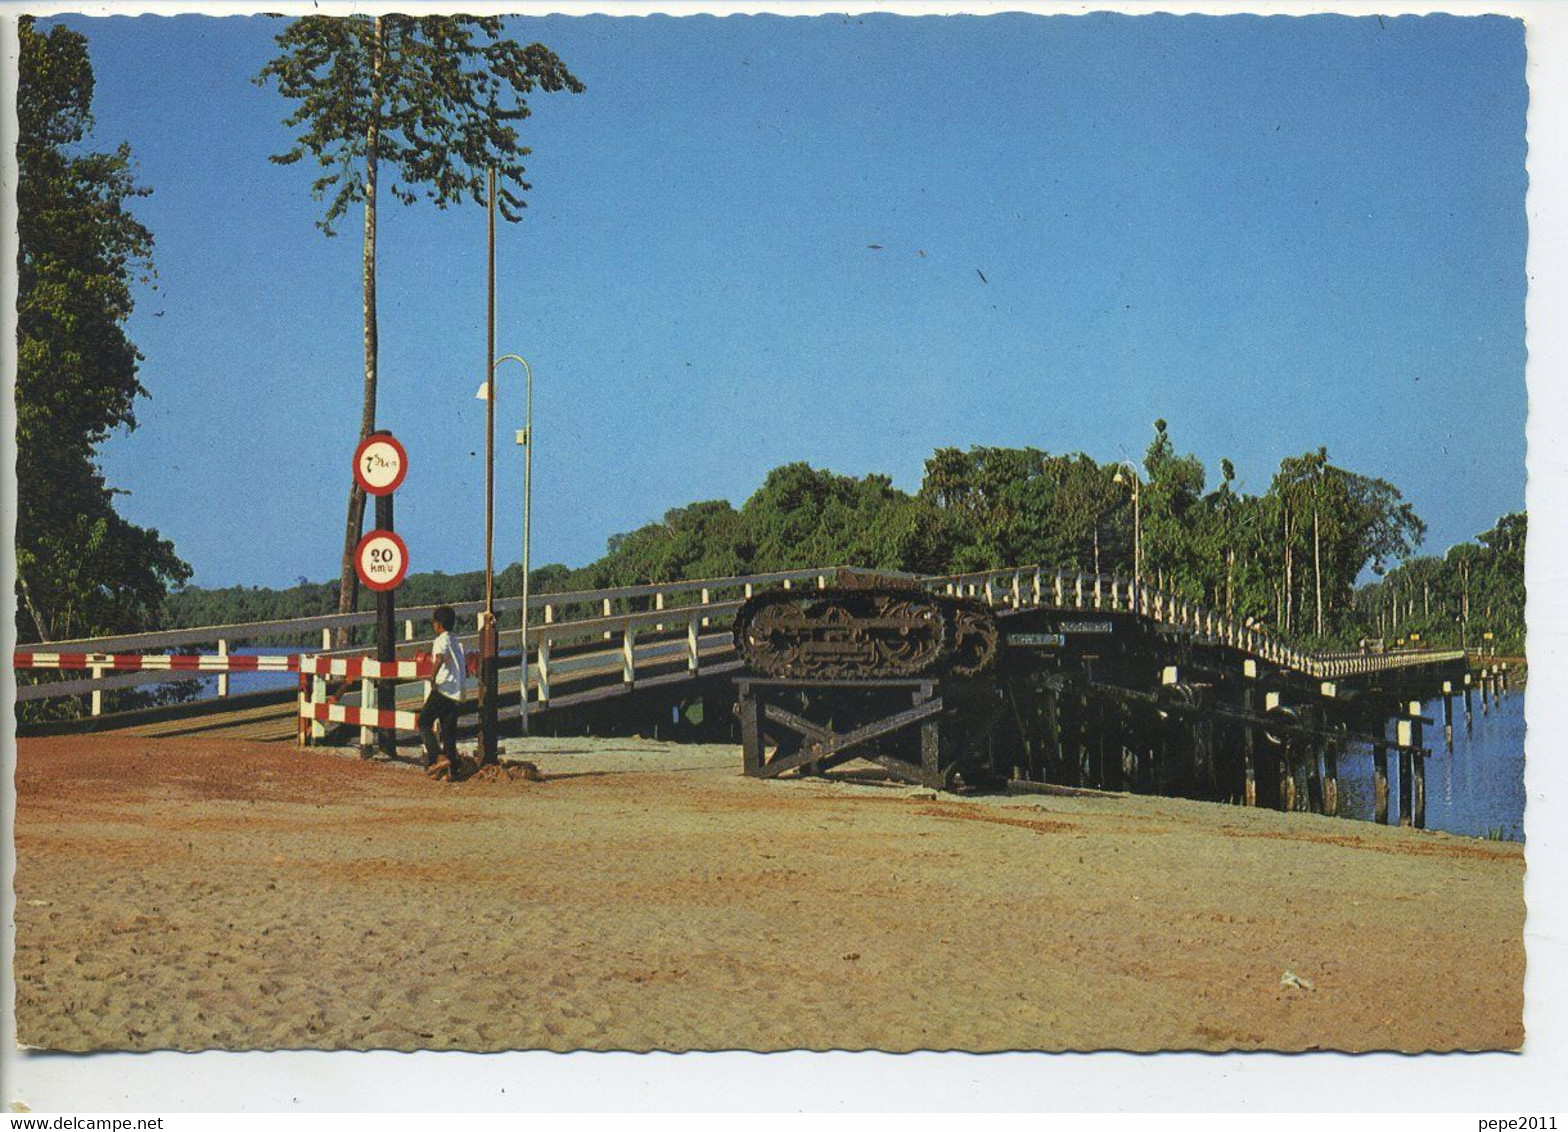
[13, 650, 304, 716]
[13, 650, 301, 672]
[297, 654, 436, 746]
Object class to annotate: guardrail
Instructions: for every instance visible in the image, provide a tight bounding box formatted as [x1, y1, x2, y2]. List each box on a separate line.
[14, 561, 1471, 725]
[14, 565, 849, 720]
[929, 565, 1466, 680]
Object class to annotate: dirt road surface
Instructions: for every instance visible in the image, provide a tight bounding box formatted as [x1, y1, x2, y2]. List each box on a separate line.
[12, 735, 1524, 1052]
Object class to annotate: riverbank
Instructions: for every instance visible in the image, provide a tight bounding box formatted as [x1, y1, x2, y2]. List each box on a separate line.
[12, 734, 1524, 1052]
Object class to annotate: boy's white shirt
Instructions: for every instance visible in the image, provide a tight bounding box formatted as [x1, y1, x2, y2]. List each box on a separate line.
[432, 630, 467, 701]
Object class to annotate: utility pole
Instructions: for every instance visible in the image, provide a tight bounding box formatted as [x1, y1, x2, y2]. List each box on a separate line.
[477, 167, 500, 764]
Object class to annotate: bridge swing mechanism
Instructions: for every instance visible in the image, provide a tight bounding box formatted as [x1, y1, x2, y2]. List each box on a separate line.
[733, 571, 1463, 824]
[732, 574, 1008, 790]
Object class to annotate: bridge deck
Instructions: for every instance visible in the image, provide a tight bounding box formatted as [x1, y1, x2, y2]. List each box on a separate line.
[17, 564, 1479, 741]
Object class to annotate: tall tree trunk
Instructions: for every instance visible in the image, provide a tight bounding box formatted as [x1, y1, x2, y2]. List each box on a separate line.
[16, 568, 51, 643]
[1461, 560, 1470, 648]
[1282, 510, 1293, 635]
[1225, 546, 1234, 618]
[1313, 503, 1323, 637]
[335, 17, 385, 646]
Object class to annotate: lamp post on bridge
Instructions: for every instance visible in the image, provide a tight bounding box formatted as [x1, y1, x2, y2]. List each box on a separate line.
[475, 355, 535, 744]
[495, 353, 534, 736]
[1113, 462, 1142, 586]
[476, 165, 544, 758]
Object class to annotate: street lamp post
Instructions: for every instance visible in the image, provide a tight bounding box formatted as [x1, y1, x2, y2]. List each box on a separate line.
[1113, 463, 1142, 585]
[477, 167, 500, 764]
[478, 166, 541, 757]
[495, 353, 534, 736]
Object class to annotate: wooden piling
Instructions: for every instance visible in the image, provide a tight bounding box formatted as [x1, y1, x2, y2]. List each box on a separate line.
[1397, 718, 1414, 828]
[1047, 688, 1064, 782]
[1411, 700, 1428, 829]
[1093, 699, 1109, 788]
[1078, 692, 1093, 787]
[1463, 673, 1474, 732]
[1397, 701, 1424, 828]
[1322, 740, 1339, 817]
[1442, 680, 1454, 750]
[1413, 747, 1427, 829]
[1306, 741, 1325, 814]
[1194, 716, 1215, 795]
[1481, 668, 1491, 715]
[737, 682, 764, 776]
[1241, 661, 1258, 806]
[1278, 744, 1296, 812]
[1372, 740, 1389, 824]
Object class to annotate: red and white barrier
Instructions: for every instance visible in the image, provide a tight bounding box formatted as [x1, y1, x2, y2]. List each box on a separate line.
[301, 701, 421, 733]
[298, 655, 433, 680]
[297, 654, 438, 744]
[15, 651, 299, 672]
[13, 652, 437, 680]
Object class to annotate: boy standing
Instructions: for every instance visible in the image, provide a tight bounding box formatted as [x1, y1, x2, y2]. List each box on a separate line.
[419, 605, 467, 779]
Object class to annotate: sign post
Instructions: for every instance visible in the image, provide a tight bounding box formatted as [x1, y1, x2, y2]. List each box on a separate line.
[354, 431, 409, 757]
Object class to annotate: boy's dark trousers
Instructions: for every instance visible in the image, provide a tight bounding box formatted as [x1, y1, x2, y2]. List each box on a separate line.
[418, 689, 460, 766]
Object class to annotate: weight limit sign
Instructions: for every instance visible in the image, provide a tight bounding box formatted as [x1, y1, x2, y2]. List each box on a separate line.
[355, 529, 409, 592]
[354, 432, 409, 496]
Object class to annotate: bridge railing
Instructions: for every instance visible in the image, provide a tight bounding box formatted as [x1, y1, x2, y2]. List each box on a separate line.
[928, 565, 1465, 680]
[13, 565, 853, 719]
[15, 560, 1469, 724]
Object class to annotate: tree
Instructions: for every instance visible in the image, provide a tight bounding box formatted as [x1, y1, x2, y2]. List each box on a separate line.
[16, 17, 190, 650]
[256, 17, 584, 635]
[1140, 420, 1206, 596]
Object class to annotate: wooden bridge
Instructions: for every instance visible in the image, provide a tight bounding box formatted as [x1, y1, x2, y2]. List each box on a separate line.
[15, 562, 1474, 745]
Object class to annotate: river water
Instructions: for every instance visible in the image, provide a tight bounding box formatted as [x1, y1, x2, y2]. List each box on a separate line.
[190, 646, 302, 699]
[1333, 686, 1527, 841]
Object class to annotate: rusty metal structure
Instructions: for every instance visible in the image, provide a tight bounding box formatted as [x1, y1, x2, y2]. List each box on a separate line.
[732, 576, 1006, 789]
[732, 570, 1476, 821]
[731, 576, 1000, 681]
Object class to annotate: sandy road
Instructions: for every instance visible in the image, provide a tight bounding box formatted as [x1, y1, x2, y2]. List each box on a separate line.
[12, 734, 1524, 1052]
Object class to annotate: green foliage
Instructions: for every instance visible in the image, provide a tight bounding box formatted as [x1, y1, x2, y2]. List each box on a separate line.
[255, 15, 584, 234]
[15, 18, 190, 650]
[165, 423, 1520, 656]
[919, 447, 1131, 572]
[1354, 512, 1525, 654]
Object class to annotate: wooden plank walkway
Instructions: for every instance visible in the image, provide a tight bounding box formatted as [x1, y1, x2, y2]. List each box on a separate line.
[116, 699, 301, 743]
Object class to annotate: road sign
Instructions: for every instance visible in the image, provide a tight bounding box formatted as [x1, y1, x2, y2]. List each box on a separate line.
[353, 432, 408, 496]
[355, 529, 409, 592]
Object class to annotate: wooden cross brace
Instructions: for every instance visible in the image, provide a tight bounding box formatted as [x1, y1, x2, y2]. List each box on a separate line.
[756, 697, 944, 781]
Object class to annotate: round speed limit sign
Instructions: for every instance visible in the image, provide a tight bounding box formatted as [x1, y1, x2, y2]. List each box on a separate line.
[355, 529, 410, 592]
[353, 432, 409, 496]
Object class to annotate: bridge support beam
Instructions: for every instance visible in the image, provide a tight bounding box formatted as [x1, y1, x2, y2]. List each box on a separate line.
[735, 677, 948, 789]
[1322, 739, 1339, 818]
[1373, 738, 1390, 825]
[1241, 660, 1258, 807]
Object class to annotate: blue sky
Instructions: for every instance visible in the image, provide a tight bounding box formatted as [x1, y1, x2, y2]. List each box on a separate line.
[55, 11, 1527, 589]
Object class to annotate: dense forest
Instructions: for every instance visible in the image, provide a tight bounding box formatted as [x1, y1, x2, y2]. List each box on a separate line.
[166, 420, 1527, 654]
[1351, 511, 1526, 655]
